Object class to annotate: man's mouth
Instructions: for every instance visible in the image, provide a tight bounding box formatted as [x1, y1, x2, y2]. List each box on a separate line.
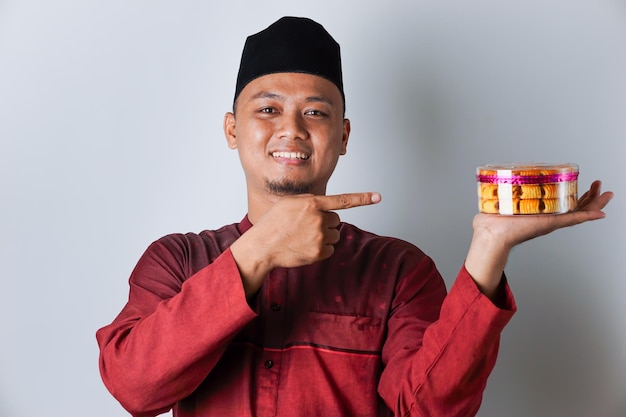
[271, 151, 310, 160]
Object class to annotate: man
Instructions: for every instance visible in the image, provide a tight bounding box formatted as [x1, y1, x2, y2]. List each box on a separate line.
[96, 17, 613, 417]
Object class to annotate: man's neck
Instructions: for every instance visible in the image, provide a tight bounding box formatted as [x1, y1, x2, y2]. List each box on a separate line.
[246, 189, 327, 225]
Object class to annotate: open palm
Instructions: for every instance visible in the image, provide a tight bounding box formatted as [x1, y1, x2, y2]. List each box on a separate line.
[472, 180, 614, 251]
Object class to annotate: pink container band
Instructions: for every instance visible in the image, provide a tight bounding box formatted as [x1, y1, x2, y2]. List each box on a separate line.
[477, 171, 578, 185]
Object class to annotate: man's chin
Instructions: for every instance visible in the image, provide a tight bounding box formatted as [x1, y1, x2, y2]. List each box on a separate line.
[265, 180, 313, 196]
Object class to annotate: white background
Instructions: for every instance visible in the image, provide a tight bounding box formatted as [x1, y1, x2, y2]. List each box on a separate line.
[1, 1, 625, 416]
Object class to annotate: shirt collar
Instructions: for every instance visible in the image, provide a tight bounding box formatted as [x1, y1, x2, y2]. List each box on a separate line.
[237, 214, 253, 234]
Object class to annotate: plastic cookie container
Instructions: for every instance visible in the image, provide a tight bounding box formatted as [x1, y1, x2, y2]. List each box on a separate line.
[476, 162, 579, 215]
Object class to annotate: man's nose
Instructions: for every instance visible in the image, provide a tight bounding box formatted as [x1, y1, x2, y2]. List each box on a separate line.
[277, 112, 308, 140]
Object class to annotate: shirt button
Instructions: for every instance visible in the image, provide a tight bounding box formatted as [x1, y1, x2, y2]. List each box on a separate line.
[270, 302, 281, 311]
[264, 360, 274, 369]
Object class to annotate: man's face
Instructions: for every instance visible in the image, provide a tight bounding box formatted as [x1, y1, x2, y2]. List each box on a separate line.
[224, 72, 349, 200]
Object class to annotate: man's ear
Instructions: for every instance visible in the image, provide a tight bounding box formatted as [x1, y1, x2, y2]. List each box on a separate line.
[340, 118, 351, 155]
[224, 112, 237, 149]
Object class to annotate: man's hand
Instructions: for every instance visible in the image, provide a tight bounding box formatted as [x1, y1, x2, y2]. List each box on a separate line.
[230, 192, 381, 296]
[465, 180, 614, 300]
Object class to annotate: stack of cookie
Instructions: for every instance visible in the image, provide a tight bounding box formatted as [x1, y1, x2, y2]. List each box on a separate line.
[476, 163, 579, 215]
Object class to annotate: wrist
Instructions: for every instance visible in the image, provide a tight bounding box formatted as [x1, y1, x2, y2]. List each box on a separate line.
[230, 230, 274, 296]
[464, 230, 512, 301]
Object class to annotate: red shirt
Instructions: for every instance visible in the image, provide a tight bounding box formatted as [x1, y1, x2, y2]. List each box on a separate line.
[96, 216, 515, 416]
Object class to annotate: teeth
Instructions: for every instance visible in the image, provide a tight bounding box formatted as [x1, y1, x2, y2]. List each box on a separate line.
[272, 151, 310, 160]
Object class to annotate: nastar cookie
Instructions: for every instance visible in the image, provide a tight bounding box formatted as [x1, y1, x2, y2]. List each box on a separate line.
[479, 183, 498, 199]
[541, 184, 560, 199]
[519, 199, 542, 214]
[541, 199, 560, 214]
[520, 185, 542, 199]
[479, 199, 500, 214]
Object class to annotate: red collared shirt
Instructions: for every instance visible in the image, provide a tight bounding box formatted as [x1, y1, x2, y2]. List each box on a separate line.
[97, 216, 515, 416]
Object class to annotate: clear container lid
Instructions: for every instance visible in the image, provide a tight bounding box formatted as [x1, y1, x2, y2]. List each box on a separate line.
[476, 162, 579, 185]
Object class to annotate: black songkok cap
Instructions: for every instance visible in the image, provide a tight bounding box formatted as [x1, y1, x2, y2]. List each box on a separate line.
[234, 16, 344, 103]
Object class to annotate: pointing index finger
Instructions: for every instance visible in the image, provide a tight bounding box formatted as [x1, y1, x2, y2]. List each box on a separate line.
[317, 192, 382, 211]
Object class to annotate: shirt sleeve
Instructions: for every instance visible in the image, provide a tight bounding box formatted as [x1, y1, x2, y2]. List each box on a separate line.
[378, 259, 516, 417]
[96, 242, 257, 417]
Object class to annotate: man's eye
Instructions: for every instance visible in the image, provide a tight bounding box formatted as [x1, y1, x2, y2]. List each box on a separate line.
[260, 107, 276, 114]
[305, 110, 326, 116]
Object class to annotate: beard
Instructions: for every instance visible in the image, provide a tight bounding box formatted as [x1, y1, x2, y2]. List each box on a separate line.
[265, 178, 313, 196]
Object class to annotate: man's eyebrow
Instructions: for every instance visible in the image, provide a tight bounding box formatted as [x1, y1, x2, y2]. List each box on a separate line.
[250, 92, 334, 106]
[306, 96, 334, 106]
[251, 91, 284, 101]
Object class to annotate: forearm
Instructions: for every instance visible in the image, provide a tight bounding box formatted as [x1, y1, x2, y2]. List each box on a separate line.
[230, 227, 275, 297]
[410, 271, 514, 416]
[383, 268, 516, 416]
[96, 250, 256, 415]
[464, 229, 512, 301]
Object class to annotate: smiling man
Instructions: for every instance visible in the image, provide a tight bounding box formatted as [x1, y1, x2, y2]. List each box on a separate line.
[225, 72, 349, 209]
[96, 17, 613, 417]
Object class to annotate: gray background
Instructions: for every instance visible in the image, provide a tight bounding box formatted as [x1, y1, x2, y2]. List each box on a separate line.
[1, 1, 624, 416]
